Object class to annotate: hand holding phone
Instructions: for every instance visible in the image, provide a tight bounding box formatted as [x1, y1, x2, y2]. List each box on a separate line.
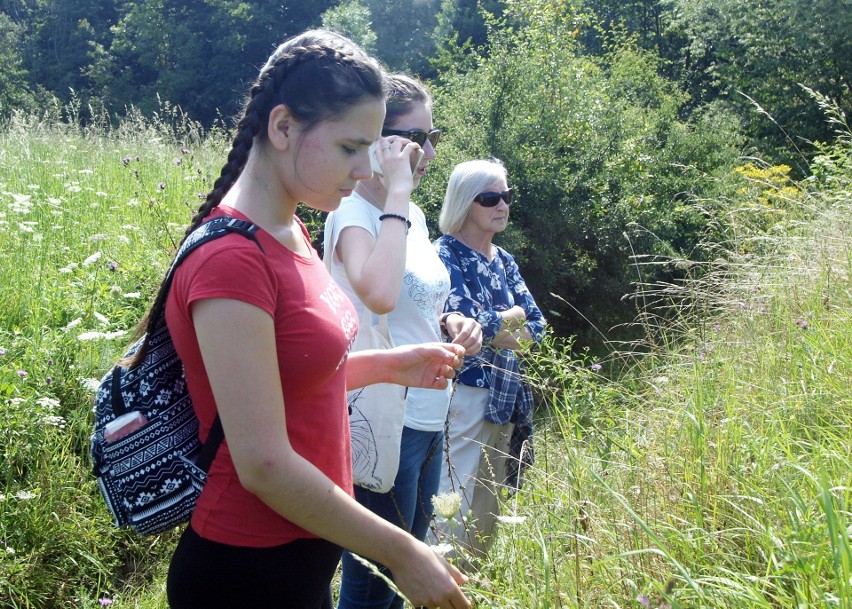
[369, 140, 424, 176]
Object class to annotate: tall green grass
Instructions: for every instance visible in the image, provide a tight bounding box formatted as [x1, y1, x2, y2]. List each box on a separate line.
[0, 102, 849, 608]
[479, 130, 851, 606]
[0, 104, 223, 608]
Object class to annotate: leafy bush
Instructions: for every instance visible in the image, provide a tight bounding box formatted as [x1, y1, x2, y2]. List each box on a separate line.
[423, 0, 744, 349]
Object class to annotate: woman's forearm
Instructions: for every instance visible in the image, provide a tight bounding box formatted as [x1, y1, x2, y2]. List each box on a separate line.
[346, 344, 463, 390]
[240, 445, 413, 563]
[339, 185, 411, 314]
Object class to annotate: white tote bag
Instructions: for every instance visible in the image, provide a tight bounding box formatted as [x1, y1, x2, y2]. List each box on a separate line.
[323, 211, 407, 493]
[346, 306, 408, 493]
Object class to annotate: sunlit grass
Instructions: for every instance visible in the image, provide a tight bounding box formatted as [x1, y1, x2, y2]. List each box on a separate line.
[461, 140, 851, 607]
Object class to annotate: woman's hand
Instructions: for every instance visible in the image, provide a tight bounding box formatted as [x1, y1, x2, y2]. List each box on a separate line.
[389, 540, 471, 609]
[385, 342, 465, 389]
[347, 343, 464, 390]
[444, 313, 483, 356]
[375, 136, 422, 186]
[493, 305, 533, 350]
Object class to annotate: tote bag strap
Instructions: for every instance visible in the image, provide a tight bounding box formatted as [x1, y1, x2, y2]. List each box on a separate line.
[325, 208, 391, 335]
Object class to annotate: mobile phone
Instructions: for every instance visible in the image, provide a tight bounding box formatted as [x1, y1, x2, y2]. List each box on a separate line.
[103, 411, 148, 443]
[369, 143, 425, 176]
[369, 142, 383, 175]
[410, 148, 425, 172]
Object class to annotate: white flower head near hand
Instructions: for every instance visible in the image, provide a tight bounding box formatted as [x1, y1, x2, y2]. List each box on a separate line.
[431, 491, 462, 520]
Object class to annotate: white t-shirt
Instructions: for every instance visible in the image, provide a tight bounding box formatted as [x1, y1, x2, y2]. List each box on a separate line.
[324, 192, 452, 431]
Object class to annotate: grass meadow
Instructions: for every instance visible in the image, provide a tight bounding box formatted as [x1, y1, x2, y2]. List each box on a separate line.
[0, 102, 850, 608]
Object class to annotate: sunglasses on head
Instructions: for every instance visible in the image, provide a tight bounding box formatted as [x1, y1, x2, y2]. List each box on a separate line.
[473, 188, 514, 207]
[381, 128, 442, 148]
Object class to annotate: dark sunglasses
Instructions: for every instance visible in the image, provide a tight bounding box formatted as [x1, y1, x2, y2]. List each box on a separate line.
[381, 128, 442, 148]
[473, 188, 514, 207]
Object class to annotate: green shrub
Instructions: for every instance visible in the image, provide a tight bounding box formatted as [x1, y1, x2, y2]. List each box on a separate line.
[424, 1, 743, 349]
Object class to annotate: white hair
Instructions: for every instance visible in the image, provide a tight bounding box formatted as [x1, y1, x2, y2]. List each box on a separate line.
[438, 159, 508, 235]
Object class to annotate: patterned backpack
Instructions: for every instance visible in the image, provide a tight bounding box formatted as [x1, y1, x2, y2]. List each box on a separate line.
[90, 217, 260, 535]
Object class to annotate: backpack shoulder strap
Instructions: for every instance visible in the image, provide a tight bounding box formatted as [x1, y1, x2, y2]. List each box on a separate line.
[195, 415, 224, 473]
[172, 217, 262, 274]
[165, 216, 262, 469]
[156, 217, 262, 313]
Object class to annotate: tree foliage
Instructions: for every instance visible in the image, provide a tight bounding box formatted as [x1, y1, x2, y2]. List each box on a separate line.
[664, 0, 852, 166]
[0, 12, 35, 114]
[320, 0, 377, 54]
[424, 0, 743, 342]
[3, 0, 338, 125]
[1, 0, 848, 345]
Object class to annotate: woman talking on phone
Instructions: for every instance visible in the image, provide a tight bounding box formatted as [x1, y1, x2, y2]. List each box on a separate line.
[324, 74, 481, 609]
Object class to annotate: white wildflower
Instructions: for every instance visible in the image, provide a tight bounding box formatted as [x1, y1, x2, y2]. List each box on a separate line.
[16, 490, 38, 501]
[42, 415, 66, 428]
[432, 492, 462, 519]
[81, 378, 101, 392]
[67, 184, 82, 193]
[78, 331, 104, 341]
[124, 292, 142, 299]
[79, 330, 126, 341]
[497, 515, 527, 525]
[36, 397, 61, 410]
[82, 251, 102, 267]
[430, 543, 453, 556]
[10, 194, 32, 213]
[5, 547, 14, 555]
[94, 312, 110, 325]
[64, 318, 83, 331]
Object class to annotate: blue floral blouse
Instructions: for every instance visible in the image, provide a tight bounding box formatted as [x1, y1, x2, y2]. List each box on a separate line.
[433, 235, 546, 389]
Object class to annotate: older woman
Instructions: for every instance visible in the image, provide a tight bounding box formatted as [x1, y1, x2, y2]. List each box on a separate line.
[431, 159, 546, 563]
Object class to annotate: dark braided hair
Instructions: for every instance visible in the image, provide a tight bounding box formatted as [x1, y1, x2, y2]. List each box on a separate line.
[125, 30, 386, 366]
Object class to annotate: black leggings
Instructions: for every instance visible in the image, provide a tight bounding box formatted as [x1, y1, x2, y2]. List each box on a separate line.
[167, 525, 342, 609]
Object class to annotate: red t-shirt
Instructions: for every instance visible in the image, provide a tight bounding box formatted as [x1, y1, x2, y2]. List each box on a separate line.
[165, 206, 358, 547]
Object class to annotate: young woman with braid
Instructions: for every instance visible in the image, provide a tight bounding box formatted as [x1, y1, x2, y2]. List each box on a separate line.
[125, 30, 471, 609]
[324, 74, 482, 609]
